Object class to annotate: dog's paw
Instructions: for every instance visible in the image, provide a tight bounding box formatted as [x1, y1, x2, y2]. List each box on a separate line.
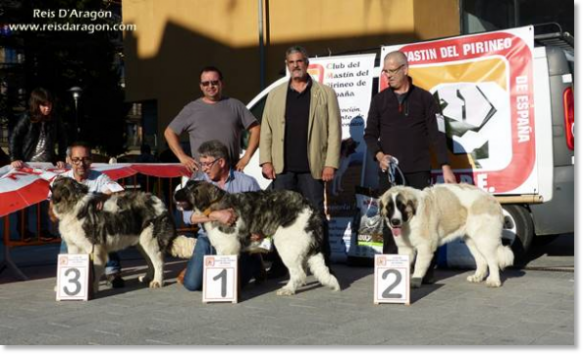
[410, 277, 423, 288]
[149, 281, 163, 289]
[485, 278, 502, 288]
[139, 275, 154, 284]
[467, 274, 485, 283]
[276, 287, 295, 296]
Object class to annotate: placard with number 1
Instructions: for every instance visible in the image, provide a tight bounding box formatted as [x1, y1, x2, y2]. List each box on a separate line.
[202, 255, 238, 303]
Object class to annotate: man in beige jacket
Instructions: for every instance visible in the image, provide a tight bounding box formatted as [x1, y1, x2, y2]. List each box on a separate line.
[260, 45, 341, 274]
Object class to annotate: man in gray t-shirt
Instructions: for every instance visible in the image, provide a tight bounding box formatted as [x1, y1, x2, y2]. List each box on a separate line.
[164, 66, 260, 172]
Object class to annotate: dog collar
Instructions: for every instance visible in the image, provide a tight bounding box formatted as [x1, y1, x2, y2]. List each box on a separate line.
[202, 197, 222, 217]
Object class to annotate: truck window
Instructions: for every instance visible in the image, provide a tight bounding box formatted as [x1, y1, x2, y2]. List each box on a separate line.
[240, 96, 267, 152]
[250, 97, 267, 124]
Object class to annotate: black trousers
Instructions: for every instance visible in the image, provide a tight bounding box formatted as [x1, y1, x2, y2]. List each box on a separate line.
[378, 170, 437, 274]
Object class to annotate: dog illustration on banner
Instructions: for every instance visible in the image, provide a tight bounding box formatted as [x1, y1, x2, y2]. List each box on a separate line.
[379, 183, 513, 288]
[174, 180, 340, 296]
[50, 176, 194, 293]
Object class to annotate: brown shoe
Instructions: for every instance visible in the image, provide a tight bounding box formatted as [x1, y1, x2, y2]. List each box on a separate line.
[177, 268, 186, 285]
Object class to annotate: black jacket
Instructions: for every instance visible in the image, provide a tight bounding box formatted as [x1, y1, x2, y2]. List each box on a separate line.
[364, 81, 450, 173]
[9, 114, 67, 164]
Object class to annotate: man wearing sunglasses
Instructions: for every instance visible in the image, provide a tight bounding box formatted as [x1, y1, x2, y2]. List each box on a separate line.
[364, 51, 457, 284]
[55, 141, 126, 288]
[164, 66, 260, 172]
[178, 140, 265, 291]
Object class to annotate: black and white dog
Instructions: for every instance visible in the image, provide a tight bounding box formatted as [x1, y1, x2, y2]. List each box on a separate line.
[174, 180, 340, 296]
[50, 176, 194, 293]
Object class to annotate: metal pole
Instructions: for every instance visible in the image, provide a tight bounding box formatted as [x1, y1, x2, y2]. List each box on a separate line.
[74, 97, 79, 139]
[258, 0, 265, 90]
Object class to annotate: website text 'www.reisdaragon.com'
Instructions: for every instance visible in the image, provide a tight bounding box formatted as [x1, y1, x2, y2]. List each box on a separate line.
[1, 9, 136, 34]
[5, 22, 136, 34]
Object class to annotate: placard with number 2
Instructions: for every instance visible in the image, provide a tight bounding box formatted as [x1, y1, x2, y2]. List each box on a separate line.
[374, 254, 410, 305]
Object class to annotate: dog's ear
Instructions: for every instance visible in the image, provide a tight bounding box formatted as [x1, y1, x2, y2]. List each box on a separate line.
[75, 180, 89, 195]
[188, 181, 213, 208]
[50, 185, 63, 203]
[406, 199, 417, 219]
[203, 182, 225, 206]
[378, 191, 390, 217]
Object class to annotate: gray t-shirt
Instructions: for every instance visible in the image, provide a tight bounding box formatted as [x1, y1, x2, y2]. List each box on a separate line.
[168, 97, 258, 164]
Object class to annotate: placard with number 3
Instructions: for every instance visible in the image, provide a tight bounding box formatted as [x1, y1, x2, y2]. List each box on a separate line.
[374, 254, 410, 305]
[56, 254, 91, 301]
[203, 255, 238, 304]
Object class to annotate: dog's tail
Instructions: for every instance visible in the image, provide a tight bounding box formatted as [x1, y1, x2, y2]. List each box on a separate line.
[307, 253, 341, 291]
[169, 235, 196, 259]
[497, 245, 515, 270]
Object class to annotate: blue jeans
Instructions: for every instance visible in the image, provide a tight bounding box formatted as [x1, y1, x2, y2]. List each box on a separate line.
[60, 240, 122, 275]
[183, 233, 261, 291]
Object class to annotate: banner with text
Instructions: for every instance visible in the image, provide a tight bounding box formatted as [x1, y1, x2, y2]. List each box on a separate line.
[307, 53, 376, 262]
[380, 26, 535, 195]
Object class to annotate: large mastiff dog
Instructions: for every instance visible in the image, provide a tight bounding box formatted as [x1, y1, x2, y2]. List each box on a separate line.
[174, 180, 340, 296]
[379, 183, 514, 288]
[50, 176, 194, 293]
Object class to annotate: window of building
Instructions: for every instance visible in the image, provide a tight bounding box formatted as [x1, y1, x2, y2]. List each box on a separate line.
[461, 0, 574, 35]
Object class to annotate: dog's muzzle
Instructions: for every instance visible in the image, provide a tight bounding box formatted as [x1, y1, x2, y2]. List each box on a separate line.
[390, 218, 403, 237]
[174, 188, 193, 211]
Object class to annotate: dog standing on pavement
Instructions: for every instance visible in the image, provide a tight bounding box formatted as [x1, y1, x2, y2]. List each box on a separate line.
[50, 176, 194, 293]
[379, 183, 513, 288]
[174, 180, 340, 296]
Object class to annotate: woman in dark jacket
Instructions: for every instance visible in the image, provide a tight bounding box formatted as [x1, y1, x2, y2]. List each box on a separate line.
[9, 87, 67, 169]
[9, 87, 67, 241]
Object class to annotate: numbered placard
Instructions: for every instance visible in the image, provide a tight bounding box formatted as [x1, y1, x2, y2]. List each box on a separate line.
[56, 254, 91, 301]
[374, 254, 410, 305]
[202, 255, 238, 304]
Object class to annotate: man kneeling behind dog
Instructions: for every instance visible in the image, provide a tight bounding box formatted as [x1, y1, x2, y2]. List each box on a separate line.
[176, 140, 265, 291]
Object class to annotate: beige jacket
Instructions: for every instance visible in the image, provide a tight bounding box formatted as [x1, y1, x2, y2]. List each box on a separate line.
[260, 79, 341, 180]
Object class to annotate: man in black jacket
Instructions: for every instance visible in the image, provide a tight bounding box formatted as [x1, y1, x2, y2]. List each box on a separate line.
[364, 51, 456, 282]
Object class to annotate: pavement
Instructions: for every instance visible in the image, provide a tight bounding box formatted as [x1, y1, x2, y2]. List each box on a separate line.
[0, 234, 575, 346]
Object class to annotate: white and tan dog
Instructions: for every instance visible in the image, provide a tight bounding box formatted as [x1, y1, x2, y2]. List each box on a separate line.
[379, 183, 514, 288]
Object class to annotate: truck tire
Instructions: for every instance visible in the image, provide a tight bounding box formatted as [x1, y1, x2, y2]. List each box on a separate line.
[501, 204, 534, 267]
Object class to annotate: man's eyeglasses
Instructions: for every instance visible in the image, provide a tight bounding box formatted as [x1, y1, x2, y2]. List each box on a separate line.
[71, 157, 91, 165]
[200, 158, 220, 168]
[381, 64, 405, 75]
[200, 80, 220, 87]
